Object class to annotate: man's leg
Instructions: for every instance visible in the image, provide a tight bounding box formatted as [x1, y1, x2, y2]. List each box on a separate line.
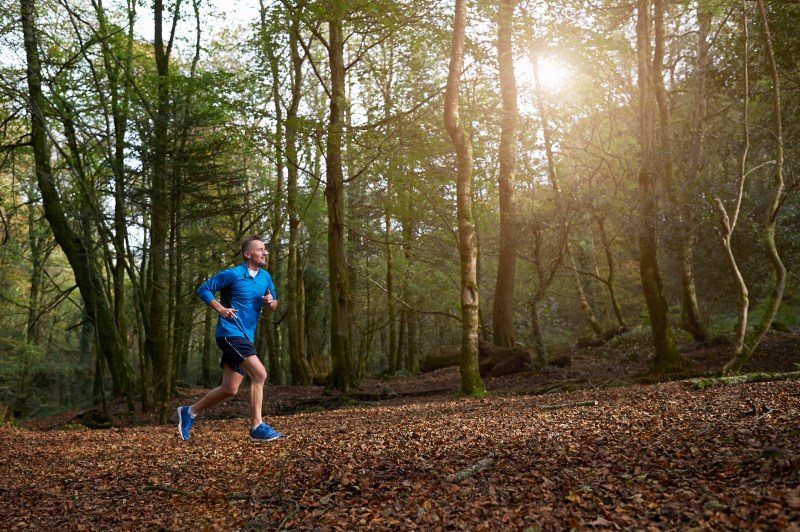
[239, 356, 280, 442]
[240, 355, 267, 428]
[191, 365, 244, 415]
[178, 365, 243, 441]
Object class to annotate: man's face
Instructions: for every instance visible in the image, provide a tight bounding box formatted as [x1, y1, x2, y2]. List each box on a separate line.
[245, 240, 267, 267]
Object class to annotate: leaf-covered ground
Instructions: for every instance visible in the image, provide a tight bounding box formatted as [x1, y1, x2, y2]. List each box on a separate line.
[2, 376, 799, 530]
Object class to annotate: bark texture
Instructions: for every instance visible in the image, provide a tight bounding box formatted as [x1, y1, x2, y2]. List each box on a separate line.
[444, 0, 485, 396]
[326, 14, 352, 392]
[492, 0, 519, 348]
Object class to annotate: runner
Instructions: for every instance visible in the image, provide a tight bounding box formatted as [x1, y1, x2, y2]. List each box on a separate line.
[177, 235, 282, 442]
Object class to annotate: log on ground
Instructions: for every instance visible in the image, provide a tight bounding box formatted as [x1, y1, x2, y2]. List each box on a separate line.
[420, 340, 536, 377]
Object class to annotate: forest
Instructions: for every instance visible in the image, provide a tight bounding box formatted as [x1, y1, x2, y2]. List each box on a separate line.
[1, 0, 799, 528]
[3, 0, 798, 421]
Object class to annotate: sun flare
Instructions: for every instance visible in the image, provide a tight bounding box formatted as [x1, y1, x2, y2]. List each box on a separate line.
[515, 55, 572, 116]
[516, 55, 572, 94]
[531, 57, 571, 93]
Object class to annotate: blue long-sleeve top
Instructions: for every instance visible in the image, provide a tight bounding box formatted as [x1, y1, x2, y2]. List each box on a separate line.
[196, 263, 276, 343]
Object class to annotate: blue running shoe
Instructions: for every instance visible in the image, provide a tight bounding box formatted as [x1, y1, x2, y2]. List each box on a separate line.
[177, 406, 195, 441]
[249, 422, 282, 442]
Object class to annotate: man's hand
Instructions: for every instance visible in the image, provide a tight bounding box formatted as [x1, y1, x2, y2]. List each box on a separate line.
[263, 292, 279, 311]
[209, 299, 238, 319]
[220, 307, 238, 320]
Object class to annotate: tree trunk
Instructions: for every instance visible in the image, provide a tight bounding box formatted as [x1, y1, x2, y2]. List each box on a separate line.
[568, 248, 603, 335]
[678, 238, 707, 341]
[532, 52, 602, 336]
[168, 187, 181, 389]
[444, 0, 485, 397]
[532, 53, 600, 335]
[25, 194, 43, 345]
[678, 2, 712, 341]
[326, 14, 352, 392]
[131, 265, 151, 411]
[724, 0, 786, 372]
[201, 302, 213, 387]
[94, 0, 135, 362]
[263, 254, 281, 382]
[21, 0, 132, 403]
[172, 267, 195, 385]
[492, 0, 519, 348]
[596, 214, 627, 328]
[406, 305, 419, 374]
[380, 42, 399, 374]
[401, 217, 419, 374]
[283, 7, 310, 385]
[89, 320, 107, 415]
[529, 300, 548, 365]
[258, 2, 287, 384]
[714, 4, 750, 359]
[385, 191, 398, 373]
[636, 0, 684, 372]
[655, 0, 708, 343]
[298, 258, 307, 362]
[397, 308, 407, 371]
[149, 0, 179, 422]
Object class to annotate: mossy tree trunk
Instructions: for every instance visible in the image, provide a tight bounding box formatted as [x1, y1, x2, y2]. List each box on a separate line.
[636, 0, 685, 373]
[444, 0, 485, 397]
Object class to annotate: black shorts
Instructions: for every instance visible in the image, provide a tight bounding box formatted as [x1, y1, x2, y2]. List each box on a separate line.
[216, 336, 257, 376]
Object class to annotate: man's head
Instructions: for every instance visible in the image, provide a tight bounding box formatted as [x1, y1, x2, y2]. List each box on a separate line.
[241, 235, 267, 267]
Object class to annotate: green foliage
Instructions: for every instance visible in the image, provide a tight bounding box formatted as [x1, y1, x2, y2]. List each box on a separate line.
[710, 298, 800, 339]
[0, 338, 89, 418]
[589, 327, 652, 362]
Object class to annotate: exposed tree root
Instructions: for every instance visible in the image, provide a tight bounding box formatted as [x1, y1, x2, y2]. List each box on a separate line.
[448, 456, 496, 482]
[688, 371, 800, 390]
[540, 400, 598, 410]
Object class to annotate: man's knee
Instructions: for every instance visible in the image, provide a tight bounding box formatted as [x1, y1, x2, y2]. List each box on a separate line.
[220, 383, 240, 398]
[250, 366, 267, 385]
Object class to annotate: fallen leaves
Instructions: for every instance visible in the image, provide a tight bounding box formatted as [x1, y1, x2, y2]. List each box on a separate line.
[1, 378, 799, 529]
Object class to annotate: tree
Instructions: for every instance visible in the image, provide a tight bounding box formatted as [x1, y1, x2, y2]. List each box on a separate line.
[715, 0, 787, 373]
[444, 0, 485, 397]
[491, 0, 519, 348]
[674, 0, 711, 344]
[149, 0, 181, 422]
[635, 0, 685, 373]
[324, 4, 353, 392]
[284, 4, 311, 385]
[531, 50, 602, 340]
[656, 0, 707, 343]
[20, 0, 133, 407]
[256, 0, 287, 384]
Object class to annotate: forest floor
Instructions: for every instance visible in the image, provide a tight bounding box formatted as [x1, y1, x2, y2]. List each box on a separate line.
[2, 331, 799, 529]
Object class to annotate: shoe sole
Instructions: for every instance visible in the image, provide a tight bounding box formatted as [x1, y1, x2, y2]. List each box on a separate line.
[249, 434, 282, 442]
[177, 407, 188, 441]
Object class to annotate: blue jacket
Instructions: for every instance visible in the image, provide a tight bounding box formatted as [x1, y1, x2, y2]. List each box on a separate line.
[196, 263, 276, 342]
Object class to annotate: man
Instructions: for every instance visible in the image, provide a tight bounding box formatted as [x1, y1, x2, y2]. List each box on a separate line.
[177, 235, 282, 442]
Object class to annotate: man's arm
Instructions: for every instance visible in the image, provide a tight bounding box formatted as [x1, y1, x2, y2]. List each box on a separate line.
[261, 275, 278, 311]
[197, 269, 239, 319]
